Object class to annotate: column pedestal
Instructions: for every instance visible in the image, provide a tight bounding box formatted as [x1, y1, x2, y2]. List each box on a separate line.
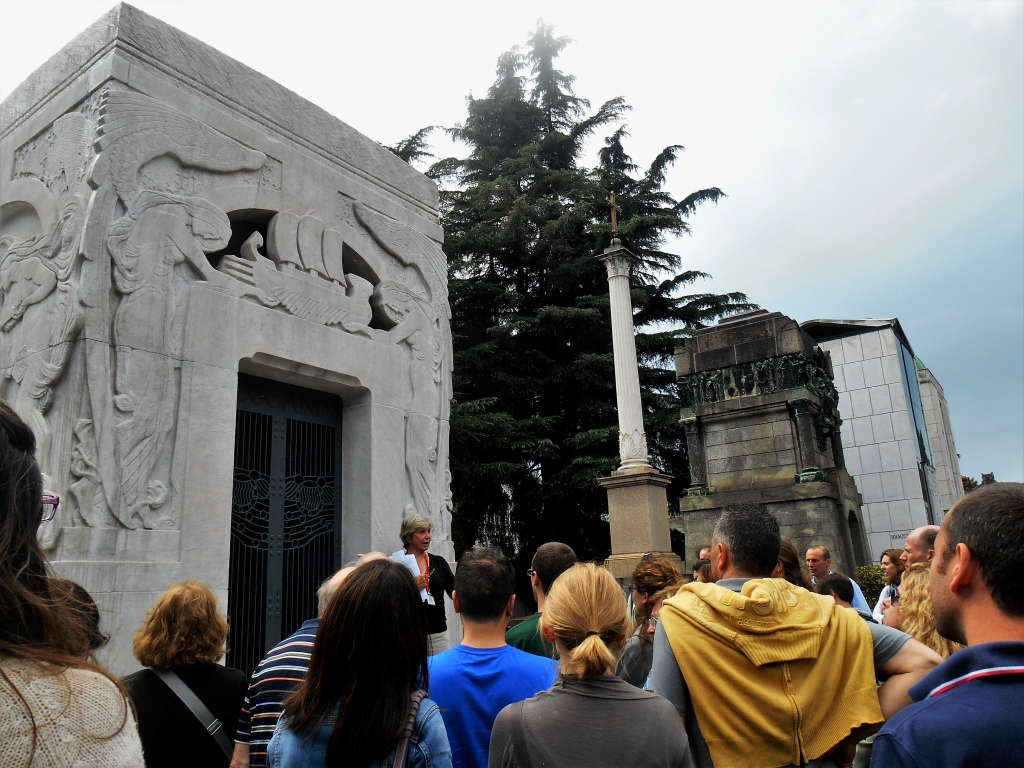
[599, 465, 681, 579]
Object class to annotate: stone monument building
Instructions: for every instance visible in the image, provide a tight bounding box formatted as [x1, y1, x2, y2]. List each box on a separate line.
[0, 5, 453, 674]
[673, 310, 869, 575]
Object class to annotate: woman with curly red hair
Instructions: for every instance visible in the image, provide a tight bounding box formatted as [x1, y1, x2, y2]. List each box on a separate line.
[124, 579, 247, 767]
[616, 555, 684, 688]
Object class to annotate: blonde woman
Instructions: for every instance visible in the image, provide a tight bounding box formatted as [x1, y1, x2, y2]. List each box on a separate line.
[488, 563, 692, 767]
[882, 564, 963, 658]
[123, 580, 247, 767]
[400, 514, 455, 655]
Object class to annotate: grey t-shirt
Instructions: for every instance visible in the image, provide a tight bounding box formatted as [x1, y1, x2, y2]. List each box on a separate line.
[489, 674, 694, 768]
[648, 577, 912, 768]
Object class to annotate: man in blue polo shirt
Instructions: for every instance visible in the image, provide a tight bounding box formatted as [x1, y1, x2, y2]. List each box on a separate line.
[872, 482, 1024, 767]
[428, 546, 557, 768]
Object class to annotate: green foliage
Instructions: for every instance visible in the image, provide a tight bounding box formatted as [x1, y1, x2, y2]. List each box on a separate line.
[854, 564, 886, 606]
[383, 126, 437, 165]
[962, 475, 979, 493]
[396, 22, 752, 564]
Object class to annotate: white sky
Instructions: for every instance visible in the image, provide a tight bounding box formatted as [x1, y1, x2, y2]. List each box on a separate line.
[1, 0, 1022, 481]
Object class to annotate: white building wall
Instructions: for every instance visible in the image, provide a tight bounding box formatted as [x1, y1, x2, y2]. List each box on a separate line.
[819, 328, 932, 560]
[918, 367, 964, 515]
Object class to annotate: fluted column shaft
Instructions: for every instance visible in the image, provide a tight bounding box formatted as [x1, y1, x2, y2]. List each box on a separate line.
[601, 244, 650, 470]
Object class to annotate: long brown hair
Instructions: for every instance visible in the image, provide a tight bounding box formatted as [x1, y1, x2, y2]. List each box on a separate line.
[881, 548, 905, 586]
[134, 580, 229, 668]
[542, 563, 629, 678]
[778, 537, 813, 590]
[630, 555, 682, 656]
[282, 559, 429, 767]
[0, 400, 128, 756]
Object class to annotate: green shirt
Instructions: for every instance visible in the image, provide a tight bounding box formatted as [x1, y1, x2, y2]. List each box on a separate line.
[506, 612, 556, 658]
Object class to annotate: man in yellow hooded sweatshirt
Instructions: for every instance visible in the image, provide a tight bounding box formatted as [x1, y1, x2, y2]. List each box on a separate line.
[651, 504, 942, 768]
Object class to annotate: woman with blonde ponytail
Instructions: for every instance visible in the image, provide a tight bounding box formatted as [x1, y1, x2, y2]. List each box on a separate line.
[488, 563, 692, 768]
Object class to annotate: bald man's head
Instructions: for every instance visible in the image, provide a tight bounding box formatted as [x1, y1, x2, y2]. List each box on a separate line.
[901, 525, 940, 567]
[317, 552, 389, 615]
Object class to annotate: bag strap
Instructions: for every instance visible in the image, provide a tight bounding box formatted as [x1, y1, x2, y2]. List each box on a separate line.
[392, 689, 428, 768]
[509, 700, 534, 768]
[151, 668, 233, 759]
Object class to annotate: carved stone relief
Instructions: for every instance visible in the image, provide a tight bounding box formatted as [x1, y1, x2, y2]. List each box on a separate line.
[2, 111, 93, 547]
[3, 85, 452, 544]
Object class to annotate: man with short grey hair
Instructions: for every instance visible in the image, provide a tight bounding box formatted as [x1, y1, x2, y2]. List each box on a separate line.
[230, 552, 386, 768]
[652, 503, 942, 768]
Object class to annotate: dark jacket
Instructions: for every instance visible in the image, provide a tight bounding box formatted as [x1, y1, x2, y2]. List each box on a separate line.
[423, 553, 455, 634]
[124, 663, 248, 768]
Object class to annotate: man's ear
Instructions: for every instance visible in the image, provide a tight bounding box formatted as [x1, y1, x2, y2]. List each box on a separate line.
[828, 590, 839, 601]
[715, 542, 729, 573]
[452, 591, 462, 614]
[506, 594, 516, 617]
[947, 543, 974, 595]
[531, 572, 542, 589]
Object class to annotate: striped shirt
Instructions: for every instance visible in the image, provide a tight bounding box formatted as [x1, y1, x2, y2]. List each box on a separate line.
[236, 618, 318, 767]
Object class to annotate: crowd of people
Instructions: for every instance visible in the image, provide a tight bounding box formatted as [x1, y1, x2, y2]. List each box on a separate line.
[2, 399, 1023, 767]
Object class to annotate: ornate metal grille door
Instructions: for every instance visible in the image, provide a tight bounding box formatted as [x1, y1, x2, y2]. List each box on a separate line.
[227, 374, 342, 678]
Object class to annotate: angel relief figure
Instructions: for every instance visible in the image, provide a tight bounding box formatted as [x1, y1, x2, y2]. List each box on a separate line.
[377, 282, 443, 520]
[106, 189, 267, 528]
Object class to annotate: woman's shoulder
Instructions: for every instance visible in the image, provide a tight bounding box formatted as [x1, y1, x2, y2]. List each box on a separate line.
[0, 656, 143, 765]
[410, 696, 453, 767]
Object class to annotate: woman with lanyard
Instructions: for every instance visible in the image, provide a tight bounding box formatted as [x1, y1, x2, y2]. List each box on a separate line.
[400, 514, 455, 655]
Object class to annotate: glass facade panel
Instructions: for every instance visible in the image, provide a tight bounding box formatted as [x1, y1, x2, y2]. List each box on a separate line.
[898, 341, 937, 522]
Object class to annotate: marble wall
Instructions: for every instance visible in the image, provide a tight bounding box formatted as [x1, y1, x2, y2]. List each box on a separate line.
[1, 4, 454, 672]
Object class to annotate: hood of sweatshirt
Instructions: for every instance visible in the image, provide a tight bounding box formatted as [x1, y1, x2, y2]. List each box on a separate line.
[661, 578, 836, 667]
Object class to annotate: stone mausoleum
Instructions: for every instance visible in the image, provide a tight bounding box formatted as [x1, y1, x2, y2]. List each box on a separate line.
[672, 310, 869, 575]
[1, 5, 453, 674]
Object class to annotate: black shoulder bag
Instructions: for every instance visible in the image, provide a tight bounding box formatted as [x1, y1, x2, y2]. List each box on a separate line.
[151, 668, 233, 759]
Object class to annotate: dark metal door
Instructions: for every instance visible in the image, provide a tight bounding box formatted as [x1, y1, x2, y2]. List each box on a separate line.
[227, 374, 343, 678]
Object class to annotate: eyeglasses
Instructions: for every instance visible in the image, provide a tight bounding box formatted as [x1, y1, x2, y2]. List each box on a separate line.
[891, 588, 901, 604]
[527, 569, 535, 578]
[42, 494, 60, 523]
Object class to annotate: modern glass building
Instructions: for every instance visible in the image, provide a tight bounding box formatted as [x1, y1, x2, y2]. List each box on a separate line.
[801, 319, 958, 560]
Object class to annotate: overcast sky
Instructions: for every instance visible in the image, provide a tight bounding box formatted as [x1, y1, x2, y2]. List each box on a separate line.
[1, 0, 1021, 482]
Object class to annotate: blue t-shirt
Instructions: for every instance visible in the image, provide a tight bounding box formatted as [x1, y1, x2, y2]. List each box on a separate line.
[428, 644, 558, 768]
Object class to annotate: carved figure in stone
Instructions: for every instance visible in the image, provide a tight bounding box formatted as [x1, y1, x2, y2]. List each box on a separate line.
[378, 282, 442, 519]
[82, 90, 268, 529]
[106, 190, 241, 528]
[346, 203, 453, 527]
[1, 113, 93, 508]
[69, 419, 115, 528]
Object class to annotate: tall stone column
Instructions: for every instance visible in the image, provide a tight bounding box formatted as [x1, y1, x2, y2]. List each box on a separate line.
[601, 245, 651, 470]
[597, 239, 680, 578]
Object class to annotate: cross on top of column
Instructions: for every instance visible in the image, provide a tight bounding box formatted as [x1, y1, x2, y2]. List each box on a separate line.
[605, 192, 622, 238]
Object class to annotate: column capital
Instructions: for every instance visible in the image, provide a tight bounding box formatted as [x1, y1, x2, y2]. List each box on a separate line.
[599, 239, 636, 279]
